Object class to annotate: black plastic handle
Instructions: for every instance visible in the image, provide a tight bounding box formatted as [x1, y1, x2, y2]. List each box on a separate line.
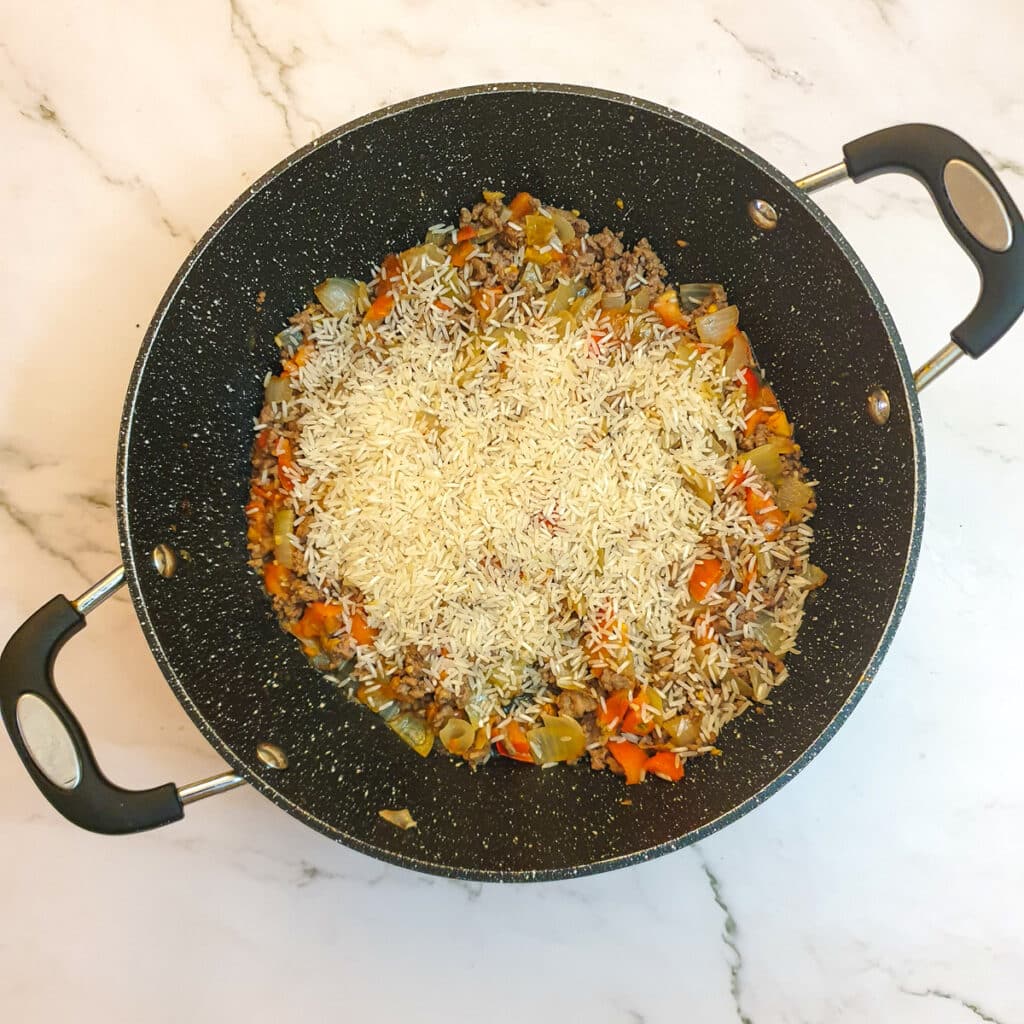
[0, 595, 183, 834]
[843, 124, 1024, 359]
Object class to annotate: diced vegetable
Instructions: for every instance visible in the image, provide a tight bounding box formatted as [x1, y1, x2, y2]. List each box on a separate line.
[439, 718, 476, 755]
[621, 688, 662, 736]
[662, 714, 701, 747]
[314, 277, 367, 316]
[689, 557, 724, 602]
[264, 374, 292, 405]
[365, 292, 395, 322]
[608, 740, 648, 784]
[694, 305, 740, 345]
[601, 291, 627, 310]
[450, 239, 476, 268]
[723, 331, 754, 378]
[425, 225, 451, 247]
[677, 464, 715, 505]
[292, 601, 345, 639]
[776, 475, 815, 513]
[677, 283, 722, 312]
[742, 442, 786, 485]
[624, 287, 648, 314]
[653, 288, 687, 328]
[471, 286, 504, 319]
[805, 564, 828, 590]
[272, 508, 295, 568]
[745, 489, 785, 539]
[388, 713, 434, 757]
[496, 720, 533, 762]
[357, 679, 398, 715]
[570, 289, 603, 320]
[544, 279, 583, 315]
[527, 715, 586, 763]
[483, 189, 505, 203]
[523, 245, 560, 266]
[349, 610, 377, 647]
[400, 243, 447, 282]
[456, 225, 476, 243]
[646, 751, 684, 782]
[274, 325, 304, 353]
[597, 689, 630, 729]
[524, 214, 555, 247]
[379, 808, 417, 830]
[750, 611, 788, 656]
[550, 211, 576, 244]
[508, 191, 535, 221]
[263, 561, 290, 598]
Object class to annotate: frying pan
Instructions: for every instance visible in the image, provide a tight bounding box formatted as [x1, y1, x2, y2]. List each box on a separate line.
[2, 84, 1022, 881]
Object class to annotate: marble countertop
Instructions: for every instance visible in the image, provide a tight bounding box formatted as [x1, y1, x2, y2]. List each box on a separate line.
[2, 1, 1023, 1021]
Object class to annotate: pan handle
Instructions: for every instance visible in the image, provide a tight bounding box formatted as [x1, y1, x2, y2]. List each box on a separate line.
[795, 124, 1024, 389]
[0, 566, 244, 834]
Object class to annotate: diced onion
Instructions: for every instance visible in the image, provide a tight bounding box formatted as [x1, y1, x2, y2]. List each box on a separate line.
[527, 715, 586, 763]
[400, 244, 447, 282]
[388, 713, 434, 757]
[601, 291, 627, 310]
[805, 564, 828, 590]
[272, 509, 295, 568]
[314, 277, 366, 316]
[551, 211, 576, 244]
[264, 374, 292, 404]
[750, 612, 787, 656]
[379, 808, 417, 830]
[663, 714, 701, 746]
[439, 718, 476, 755]
[425, 226, 451, 247]
[545, 279, 584, 314]
[742, 442, 786, 485]
[776, 475, 815, 512]
[274, 325, 304, 353]
[724, 331, 754, 378]
[694, 305, 740, 344]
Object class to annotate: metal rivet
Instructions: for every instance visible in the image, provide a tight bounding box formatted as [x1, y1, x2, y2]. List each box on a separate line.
[748, 199, 779, 230]
[256, 742, 289, 770]
[152, 544, 177, 577]
[867, 388, 891, 425]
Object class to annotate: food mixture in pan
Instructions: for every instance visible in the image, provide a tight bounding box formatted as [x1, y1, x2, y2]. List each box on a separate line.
[246, 190, 825, 784]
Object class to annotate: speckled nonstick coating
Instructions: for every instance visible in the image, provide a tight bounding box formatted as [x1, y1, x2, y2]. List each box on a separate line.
[117, 83, 924, 881]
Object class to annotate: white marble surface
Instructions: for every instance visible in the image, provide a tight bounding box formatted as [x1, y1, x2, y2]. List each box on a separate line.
[2, 1, 1023, 1020]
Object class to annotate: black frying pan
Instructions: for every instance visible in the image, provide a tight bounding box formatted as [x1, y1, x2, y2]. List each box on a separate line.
[3, 84, 1022, 881]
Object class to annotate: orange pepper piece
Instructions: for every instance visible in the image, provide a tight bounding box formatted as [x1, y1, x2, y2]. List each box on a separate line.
[596, 689, 630, 729]
[366, 291, 395, 323]
[738, 366, 760, 404]
[450, 239, 476, 267]
[263, 561, 291, 598]
[349, 610, 378, 647]
[456, 225, 477, 243]
[293, 601, 345, 638]
[688, 557, 724, 602]
[646, 751, 685, 782]
[652, 288, 687, 328]
[621, 698, 657, 737]
[471, 286, 503, 319]
[496, 720, 533, 762]
[508, 191, 535, 221]
[745, 489, 785, 540]
[608, 740, 649, 784]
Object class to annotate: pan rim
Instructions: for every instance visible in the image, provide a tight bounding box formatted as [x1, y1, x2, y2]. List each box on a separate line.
[116, 81, 925, 882]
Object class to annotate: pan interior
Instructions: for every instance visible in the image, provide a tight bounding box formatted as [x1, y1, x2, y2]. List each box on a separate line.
[119, 85, 922, 880]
